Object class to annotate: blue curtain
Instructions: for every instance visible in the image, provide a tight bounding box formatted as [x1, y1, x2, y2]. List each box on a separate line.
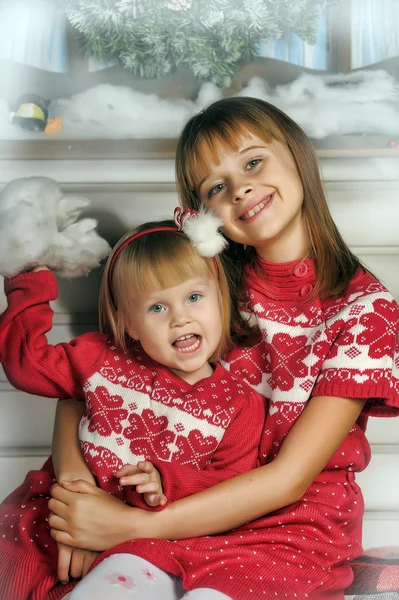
[0, 0, 67, 73]
[351, 0, 399, 68]
[257, 11, 329, 70]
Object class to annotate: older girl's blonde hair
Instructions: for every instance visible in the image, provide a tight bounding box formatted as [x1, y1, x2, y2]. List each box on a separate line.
[175, 97, 369, 343]
[98, 220, 232, 360]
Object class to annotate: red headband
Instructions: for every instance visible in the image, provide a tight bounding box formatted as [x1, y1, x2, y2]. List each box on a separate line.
[108, 225, 177, 293]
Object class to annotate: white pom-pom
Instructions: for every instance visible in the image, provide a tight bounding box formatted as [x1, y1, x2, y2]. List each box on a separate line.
[182, 209, 227, 257]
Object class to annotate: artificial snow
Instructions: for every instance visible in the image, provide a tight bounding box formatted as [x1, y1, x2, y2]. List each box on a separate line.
[238, 70, 399, 139]
[0, 70, 398, 140]
[0, 176, 110, 278]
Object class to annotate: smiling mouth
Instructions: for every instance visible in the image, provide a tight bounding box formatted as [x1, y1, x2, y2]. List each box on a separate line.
[240, 194, 274, 221]
[173, 334, 201, 353]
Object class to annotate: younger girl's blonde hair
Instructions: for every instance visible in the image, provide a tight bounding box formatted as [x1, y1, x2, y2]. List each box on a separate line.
[99, 220, 232, 361]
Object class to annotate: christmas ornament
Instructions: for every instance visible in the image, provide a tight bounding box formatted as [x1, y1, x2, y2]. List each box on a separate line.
[11, 94, 49, 132]
[10, 94, 63, 135]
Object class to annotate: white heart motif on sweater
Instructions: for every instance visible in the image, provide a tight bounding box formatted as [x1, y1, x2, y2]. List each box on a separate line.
[269, 405, 279, 415]
[353, 374, 369, 384]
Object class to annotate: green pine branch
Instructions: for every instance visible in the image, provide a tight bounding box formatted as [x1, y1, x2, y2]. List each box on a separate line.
[61, 0, 338, 84]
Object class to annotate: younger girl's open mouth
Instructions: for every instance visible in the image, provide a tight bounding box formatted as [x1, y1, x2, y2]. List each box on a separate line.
[173, 334, 202, 353]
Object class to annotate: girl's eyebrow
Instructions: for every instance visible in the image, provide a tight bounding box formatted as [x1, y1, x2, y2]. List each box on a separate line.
[238, 144, 268, 154]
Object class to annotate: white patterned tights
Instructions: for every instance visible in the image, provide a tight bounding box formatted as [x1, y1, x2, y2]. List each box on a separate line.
[62, 554, 232, 600]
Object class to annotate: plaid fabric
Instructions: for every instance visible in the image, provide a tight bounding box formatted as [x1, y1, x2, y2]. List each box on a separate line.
[344, 548, 399, 599]
[345, 592, 399, 600]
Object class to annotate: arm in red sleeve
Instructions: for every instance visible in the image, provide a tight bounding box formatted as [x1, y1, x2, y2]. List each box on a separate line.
[0, 270, 107, 399]
[127, 390, 265, 510]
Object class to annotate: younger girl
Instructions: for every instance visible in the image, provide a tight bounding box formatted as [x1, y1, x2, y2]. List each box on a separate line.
[0, 210, 265, 600]
[45, 97, 399, 600]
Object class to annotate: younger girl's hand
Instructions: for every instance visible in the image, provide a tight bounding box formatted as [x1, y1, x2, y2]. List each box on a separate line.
[57, 543, 98, 583]
[32, 265, 50, 272]
[116, 461, 167, 508]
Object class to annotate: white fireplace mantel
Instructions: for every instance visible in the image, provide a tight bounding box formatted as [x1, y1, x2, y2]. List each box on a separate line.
[0, 155, 398, 188]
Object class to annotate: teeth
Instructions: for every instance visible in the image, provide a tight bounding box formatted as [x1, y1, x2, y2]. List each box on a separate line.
[176, 334, 193, 341]
[175, 337, 201, 353]
[242, 201, 265, 220]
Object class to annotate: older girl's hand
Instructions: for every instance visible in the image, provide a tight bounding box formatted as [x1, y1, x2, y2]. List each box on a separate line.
[48, 479, 152, 551]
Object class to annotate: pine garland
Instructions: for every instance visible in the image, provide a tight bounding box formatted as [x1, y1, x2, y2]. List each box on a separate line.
[62, 0, 338, 86]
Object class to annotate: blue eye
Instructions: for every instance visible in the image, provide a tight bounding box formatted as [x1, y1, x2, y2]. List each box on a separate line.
[209, 183, 225, 197]
[150, 304, 164, 313]
[188, 293, 201, 303]
[247, 158, 262, 169]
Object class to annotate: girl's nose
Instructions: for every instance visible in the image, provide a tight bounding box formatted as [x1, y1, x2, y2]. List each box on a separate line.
[233, 184, 254, 203]
[170, 308, 191, 327]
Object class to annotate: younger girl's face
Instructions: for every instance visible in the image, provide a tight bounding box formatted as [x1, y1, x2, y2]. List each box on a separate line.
[197, 133, 308, 262]
[127, 277, 222, 385]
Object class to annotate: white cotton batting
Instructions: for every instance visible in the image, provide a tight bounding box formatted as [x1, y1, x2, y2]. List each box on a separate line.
[182, 210, 227, 257]
[0, 176, 111, 278]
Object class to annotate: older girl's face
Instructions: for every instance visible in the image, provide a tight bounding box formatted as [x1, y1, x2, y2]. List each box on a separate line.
[197, 133, 309, 263]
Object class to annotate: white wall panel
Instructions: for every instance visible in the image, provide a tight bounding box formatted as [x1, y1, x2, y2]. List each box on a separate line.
[325, 181, 399, 247]
[0, 393, 56, 447]
[356, 452, 399, 511]
[0, 455, 49, 503]
[363, 513, 399, 549]
[354, 252, 399, 301]
[366, 418, 399, 445]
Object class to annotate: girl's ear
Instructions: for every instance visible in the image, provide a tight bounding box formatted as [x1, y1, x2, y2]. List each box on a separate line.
[127, 327, 139, 341]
